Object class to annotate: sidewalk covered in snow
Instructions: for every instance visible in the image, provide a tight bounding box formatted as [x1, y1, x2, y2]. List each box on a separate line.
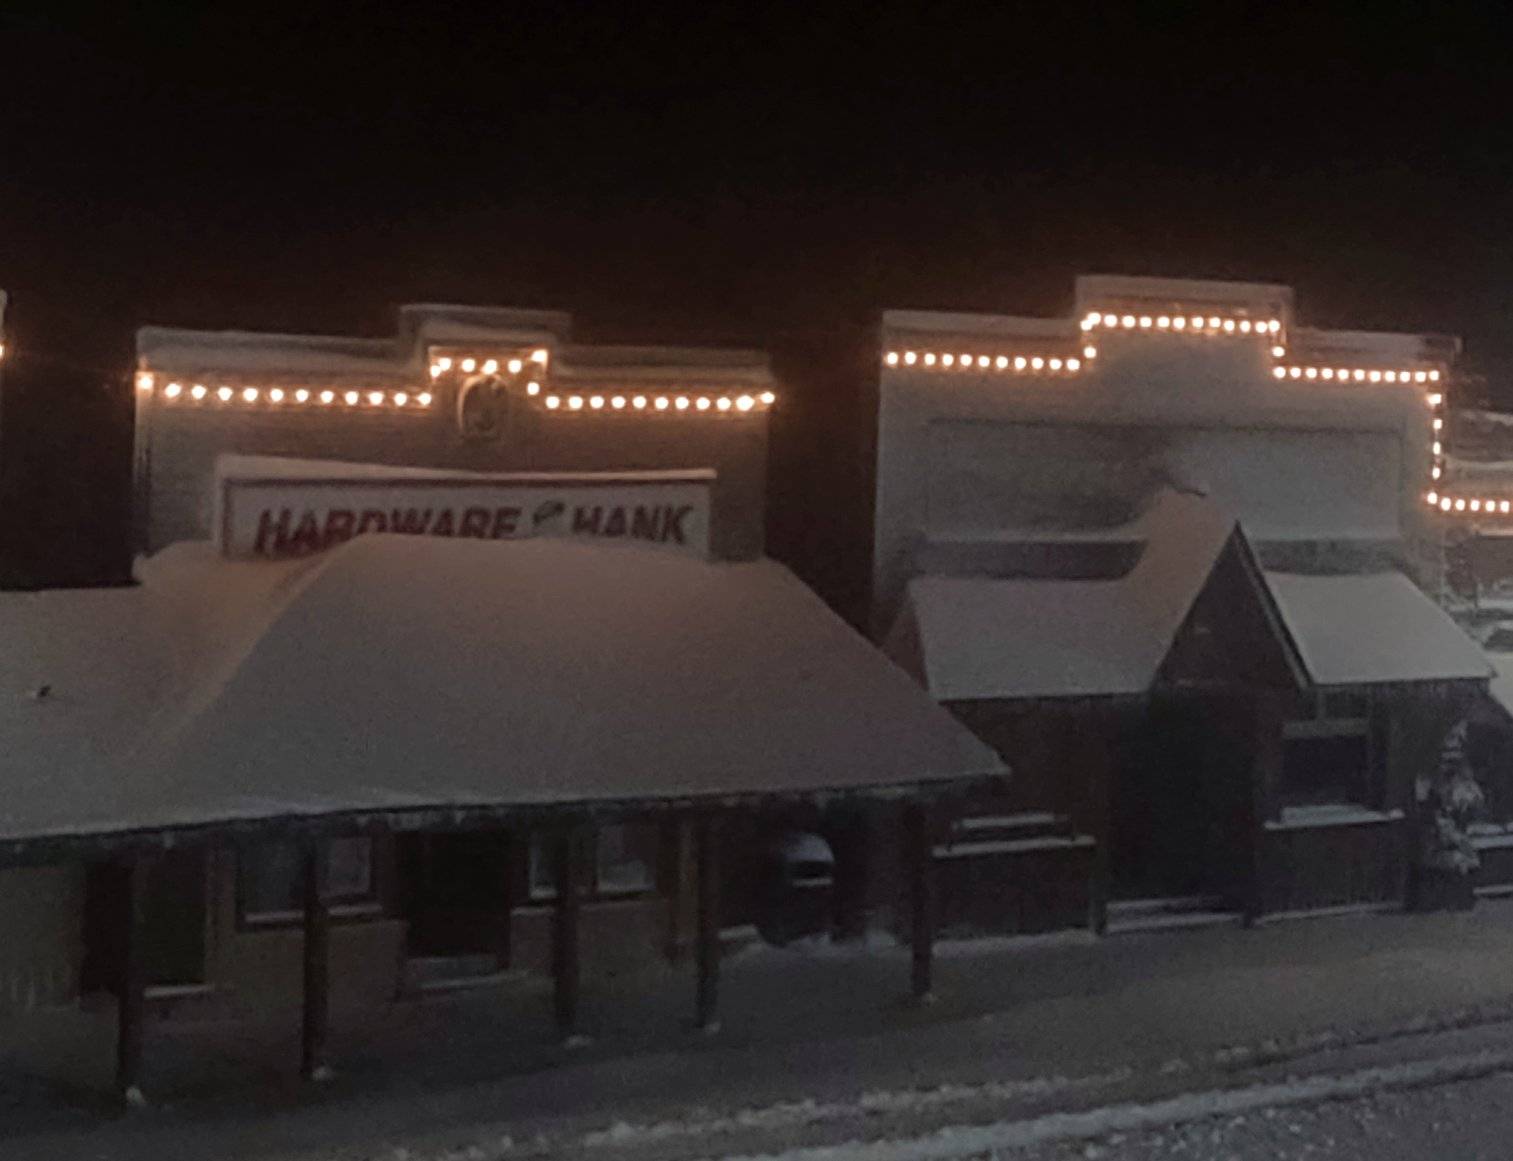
[0, 534, 1003, 1101]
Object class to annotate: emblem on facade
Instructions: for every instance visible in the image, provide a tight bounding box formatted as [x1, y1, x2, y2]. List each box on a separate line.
[454, 375, 509, 441]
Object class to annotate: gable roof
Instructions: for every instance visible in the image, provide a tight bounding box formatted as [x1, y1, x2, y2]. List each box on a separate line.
[888, 491, 1244, 700]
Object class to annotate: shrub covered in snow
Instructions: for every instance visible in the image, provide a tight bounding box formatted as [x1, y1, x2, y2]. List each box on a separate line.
[1415, 719, 1486, 875]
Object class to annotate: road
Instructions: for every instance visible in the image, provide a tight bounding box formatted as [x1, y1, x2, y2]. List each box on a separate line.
[1013, 1067, 1513, 1161]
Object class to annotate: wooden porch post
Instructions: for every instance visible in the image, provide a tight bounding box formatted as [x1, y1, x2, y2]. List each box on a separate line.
[552, 822, 584, 1040]
[905, 802, 935, 1003]
[115, 853, 149, 1107]
[695, 814, 721, 1032]
[301, 837, 332, 1081]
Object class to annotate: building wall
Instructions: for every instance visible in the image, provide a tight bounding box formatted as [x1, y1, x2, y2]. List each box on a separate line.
[0, 866, 84, 1011]
[138, 399, 768, 562]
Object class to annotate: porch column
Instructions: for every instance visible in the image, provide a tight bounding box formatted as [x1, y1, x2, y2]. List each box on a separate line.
[695, 814, 721, 1032]
[116, 853, 149, 1107]
[551, 822, 584, 1040]
[301, 837, 332, 1081]
[905, 802, 935, 1003]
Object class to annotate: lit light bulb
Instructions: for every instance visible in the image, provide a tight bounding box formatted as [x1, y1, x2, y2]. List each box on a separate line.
[1368, 370, 1382, 382]
[1239, 320, 1252, 333]
[269, 388, 285, 403]
[1157, 316, 1171, 328]
[1223, 319, 1236, 333]
[1139, 316, 1152, 328]
[365, 391, 382, 406]
[1014, 357, 1027, 371]
[759, 391, 776, 405]
[676, 396, 690, 410]
[1427, 491, 1439, 505]
[1288, 367, 1302, 379]
[191, 384, 207, 400]
[1031, 357, 1045, 370]
[417, 392, 433, 406]
[1172, 316, 1187, 330]
[655, 397, 670, 410]
[1190, 316, 1204, 330]
[885, 351, 900, 366]
[1441, 498, 1453, 511]
[1067, 358, 1081, 371]
[164, 382, 182, 399]
[1428, 393, 1443, 407]
[696, 397, 712, 411]
[136, 373, 155, 392]
[904, 351, 917, 365]
[1321, 368, 1334, 380]
[1472, 500, 1482, 512]
[1272, 367, 1287, 379]
[589, 395, 605, 409]
[1432, 466, 1442, 479]
[1049, 358, 1063, 371]
[1433, 441, 1442, 455]
[1121, 315, 1136, 328]
[1414, 371, 1427, 383]
[530, 348, 549, 364]
[395, 392, 409, 406]
[568, 396, 584, 410]
[977, 355, 990, 368]
[1083, 345, 1098, 358]
[545, 395, 561, 409]
[1352, 369, 1365, 381]
[996, 355, 1009, 369]
[633, 395, 647, 409]
[1429, 370, 1442, 381]
[320, 390, 335, 405]
[923, 353, 937, 366]
[736, 394, 755, 411]
[344, 391, 359, 405]
[1207, 316, 1221, 329]
[483, 359, 499, 375]
[611, 395, 626, 409]
[1503, 501, 1511, 514]
[717, 397, 732, 411]
[507, 358, 524, 375]
[1385, 371, 1397, 382]
[437, 357, 453, 371]
[942, 354, 955, 367]
[1305, 367, 1318, 379]
[461, 358, 476, 373]
[1455, 499, 1466, 511]
[1102, 313, 1118, 326]
[430, 365, 444, 379]
[217, 387, 233, 402]
[1433, 417, 1443, 430]
[1271, 345, 1285, 358]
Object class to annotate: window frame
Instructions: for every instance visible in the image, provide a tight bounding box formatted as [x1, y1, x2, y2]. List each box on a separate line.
[527, 822, 661, 903]
[1279, 689, 1378, 809]
[236, 835, 386, 930]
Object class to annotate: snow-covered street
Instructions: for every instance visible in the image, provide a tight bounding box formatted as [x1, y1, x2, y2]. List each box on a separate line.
[12, 902, 1513, 1159]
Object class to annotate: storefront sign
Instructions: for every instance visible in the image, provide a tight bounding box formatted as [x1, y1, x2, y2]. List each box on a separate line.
[217, 468, 713, 560]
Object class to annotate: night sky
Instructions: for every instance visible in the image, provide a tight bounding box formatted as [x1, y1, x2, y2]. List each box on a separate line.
[3, 3, 1513, 586]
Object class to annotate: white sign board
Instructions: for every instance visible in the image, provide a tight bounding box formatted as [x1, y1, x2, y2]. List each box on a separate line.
[217, 466, 713, 560]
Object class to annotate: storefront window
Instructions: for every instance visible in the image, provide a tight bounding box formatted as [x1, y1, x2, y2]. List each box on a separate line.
[1281, 692, 1374, 806]
[240, 837, 377, 922]
[528, 824, 658, 900]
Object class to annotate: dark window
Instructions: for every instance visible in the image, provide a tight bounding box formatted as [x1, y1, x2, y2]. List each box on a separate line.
[239, 837, 377, 923]
[528, 824, 659, 900]
[1280, 732, 1371, 806]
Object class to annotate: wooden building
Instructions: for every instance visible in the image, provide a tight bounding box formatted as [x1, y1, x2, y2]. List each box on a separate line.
[872, 275, 1493, 934]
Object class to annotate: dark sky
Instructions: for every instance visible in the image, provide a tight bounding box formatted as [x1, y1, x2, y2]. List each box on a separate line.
[6, 3, 1513, 376]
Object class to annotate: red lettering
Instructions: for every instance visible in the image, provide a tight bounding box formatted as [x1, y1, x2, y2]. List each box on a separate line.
[389, 508, 434, 535]
[356, 510, 388, 534]
[630, 506, 659, 541]
[460, 507, 490, 538]
[322, 509, 356, 548]
[664, 505, 691, 544]
[290, 511, 324, 554]
[571, 506, 602, 535]
[253, 508, 291, 555]
[602, 506, 627, 537]
[490, 507, 522, 538]
[431, 509, 455, 536]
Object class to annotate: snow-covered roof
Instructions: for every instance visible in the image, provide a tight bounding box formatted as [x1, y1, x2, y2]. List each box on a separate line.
[1264, 571, 1493, 687]
[888, 491, 1238, 700]
[0, 537, 1002, 849]
[1487, 651, 1513, 718]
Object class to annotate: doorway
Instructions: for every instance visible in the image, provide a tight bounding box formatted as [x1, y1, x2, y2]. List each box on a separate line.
[398, 832, 514, 975]
[82, 848, 210, 995]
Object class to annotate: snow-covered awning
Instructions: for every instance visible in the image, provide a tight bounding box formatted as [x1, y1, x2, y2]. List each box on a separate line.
[1264, 571, 1493, 687]
[0, 537, 1003, 852]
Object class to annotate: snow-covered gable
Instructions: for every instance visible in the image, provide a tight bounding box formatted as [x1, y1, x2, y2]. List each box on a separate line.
[888, 492, 1240, 700]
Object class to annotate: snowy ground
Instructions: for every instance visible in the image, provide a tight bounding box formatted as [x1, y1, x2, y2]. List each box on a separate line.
[12, 904, 1513, 1159]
